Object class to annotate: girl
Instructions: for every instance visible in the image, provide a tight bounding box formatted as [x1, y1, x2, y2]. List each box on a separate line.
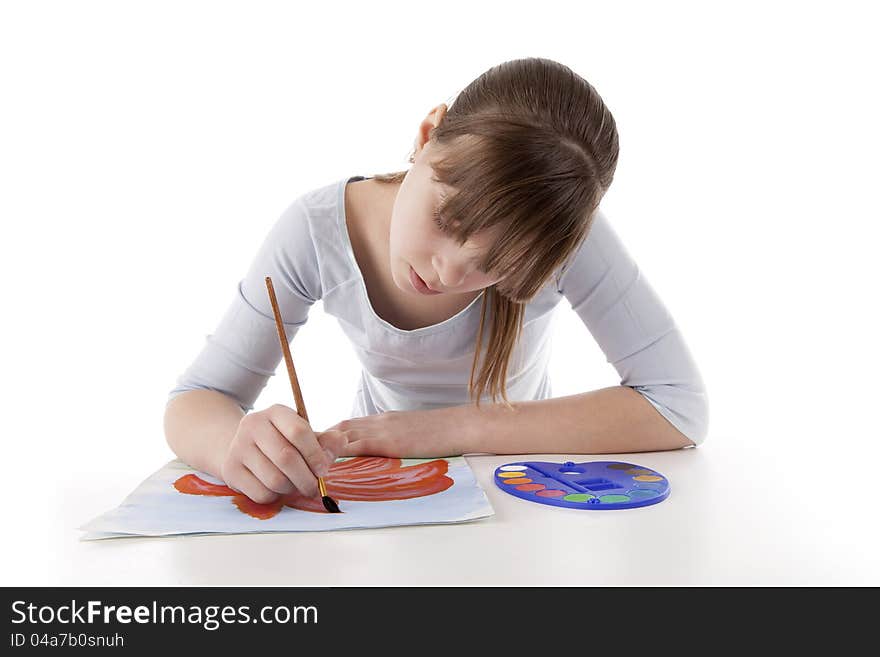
[164, 57, 708, 506]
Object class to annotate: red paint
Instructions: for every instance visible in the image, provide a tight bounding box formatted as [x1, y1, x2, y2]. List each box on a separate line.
[536, 489, 566, 497]
[515, 483, 545, 492]
[233, 496, 286, 519]
[173, 456, 454, 519]
[173, 474, 236, 496]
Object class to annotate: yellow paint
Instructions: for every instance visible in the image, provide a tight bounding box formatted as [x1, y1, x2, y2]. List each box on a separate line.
[499, 472, 526, 478]
[633, 475, 663, 482]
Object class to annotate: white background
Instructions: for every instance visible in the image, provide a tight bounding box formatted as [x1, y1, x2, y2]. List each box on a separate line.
[1, 1, 878, 585]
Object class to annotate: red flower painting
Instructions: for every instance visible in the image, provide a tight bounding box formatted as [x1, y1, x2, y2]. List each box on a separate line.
[173, 456, 454, 519]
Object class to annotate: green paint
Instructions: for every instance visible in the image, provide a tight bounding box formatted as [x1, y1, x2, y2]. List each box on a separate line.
[598, 494, 631, 504]
[562, 493, 595, 502]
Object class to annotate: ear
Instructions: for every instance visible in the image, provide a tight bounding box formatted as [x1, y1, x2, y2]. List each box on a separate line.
[412, 104, 449, 160]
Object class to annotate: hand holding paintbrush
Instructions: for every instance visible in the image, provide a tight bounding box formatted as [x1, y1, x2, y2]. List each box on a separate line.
[264, 276, 342, 513]
[213, 280, 344, 510]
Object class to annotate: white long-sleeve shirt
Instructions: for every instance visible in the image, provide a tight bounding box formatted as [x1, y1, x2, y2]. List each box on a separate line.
[167, 175, 709, 445]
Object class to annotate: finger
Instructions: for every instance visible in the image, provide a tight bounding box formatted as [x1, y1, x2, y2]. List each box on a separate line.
[266, 405, 332, 478]
[342, 437, 392, 457]
[224, 462, 280, 505]
[317, 429, 349, 462]
[242, 445, 296, 495]
[336, 439, 358, 457]
[250, 418, 322, 497]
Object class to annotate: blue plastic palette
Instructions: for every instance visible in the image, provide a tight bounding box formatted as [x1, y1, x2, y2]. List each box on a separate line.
[494, 460, 670, 510]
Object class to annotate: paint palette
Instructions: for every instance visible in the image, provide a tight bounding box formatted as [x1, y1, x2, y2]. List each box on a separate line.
[494, 460, 670, 510]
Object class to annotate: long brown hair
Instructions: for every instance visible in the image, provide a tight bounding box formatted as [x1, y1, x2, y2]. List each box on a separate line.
[371, 57, 619, 409]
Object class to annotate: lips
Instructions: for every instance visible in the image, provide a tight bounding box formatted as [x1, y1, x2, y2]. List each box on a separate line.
[409, 265, 442, 295]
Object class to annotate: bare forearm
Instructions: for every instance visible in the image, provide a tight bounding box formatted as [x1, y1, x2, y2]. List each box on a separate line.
[163, 390, 245, 478]
[461, 385, 694, 455]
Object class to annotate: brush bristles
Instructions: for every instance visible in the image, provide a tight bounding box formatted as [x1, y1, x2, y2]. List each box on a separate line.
[317, 476, 341, 513]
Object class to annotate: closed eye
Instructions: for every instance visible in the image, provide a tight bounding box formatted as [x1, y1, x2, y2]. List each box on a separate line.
[433, 201, 492, 275]
[432, 207, 449, 232]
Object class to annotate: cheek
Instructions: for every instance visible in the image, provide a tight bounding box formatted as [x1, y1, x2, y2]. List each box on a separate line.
[387, 211, 408, 252]
[389, 222, 428, 270]
[390, 223, 415, 255]
[392, 216, 434, 254]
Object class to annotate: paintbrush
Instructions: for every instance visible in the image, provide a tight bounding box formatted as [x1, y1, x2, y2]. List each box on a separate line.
[264, 276, 341, 513]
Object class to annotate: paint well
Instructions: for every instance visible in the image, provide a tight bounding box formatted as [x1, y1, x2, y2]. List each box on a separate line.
[625, 468, 654, 475]
[499, 472, 526, 478]
[499, 465, 528, 472]
[598, 494, 631, 504]
[516, 483, 545, 492]
[502, 477, 532, 485]
[633, 475, 663, 482]
[563, 493, 596, 502]
[627, 489, 658, 499]
[536, 489, 566, 497]
[607, 463, 634, 470]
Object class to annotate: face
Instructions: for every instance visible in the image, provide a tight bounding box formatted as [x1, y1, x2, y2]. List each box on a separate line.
[388, 139, 505, 297]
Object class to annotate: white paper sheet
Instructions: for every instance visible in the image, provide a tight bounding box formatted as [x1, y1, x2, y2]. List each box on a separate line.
[78, 455, 494, 540]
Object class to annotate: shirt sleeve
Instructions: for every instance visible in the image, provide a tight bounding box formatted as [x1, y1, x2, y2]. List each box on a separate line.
[555, 208, 709, 445]
[166, 198, 322, 412]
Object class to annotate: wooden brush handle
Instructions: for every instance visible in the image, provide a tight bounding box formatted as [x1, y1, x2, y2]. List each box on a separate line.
[264, 276, 310, 425]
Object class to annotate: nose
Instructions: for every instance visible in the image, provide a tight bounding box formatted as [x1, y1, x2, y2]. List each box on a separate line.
[431, 254, 471, 288]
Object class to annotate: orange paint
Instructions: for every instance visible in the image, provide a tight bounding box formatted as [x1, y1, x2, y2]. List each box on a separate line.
[173, 474, 236, 497]
[233, 496, 285, 520]
[502, 477, 532, 485]
[172, 456, 454, 519]
[515, 484, 545, 492]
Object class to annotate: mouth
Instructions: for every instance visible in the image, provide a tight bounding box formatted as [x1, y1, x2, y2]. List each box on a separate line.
[409, 265, 443, 295]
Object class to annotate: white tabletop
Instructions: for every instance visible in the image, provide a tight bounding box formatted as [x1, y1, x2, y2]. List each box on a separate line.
[26, 432, 879, 586]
